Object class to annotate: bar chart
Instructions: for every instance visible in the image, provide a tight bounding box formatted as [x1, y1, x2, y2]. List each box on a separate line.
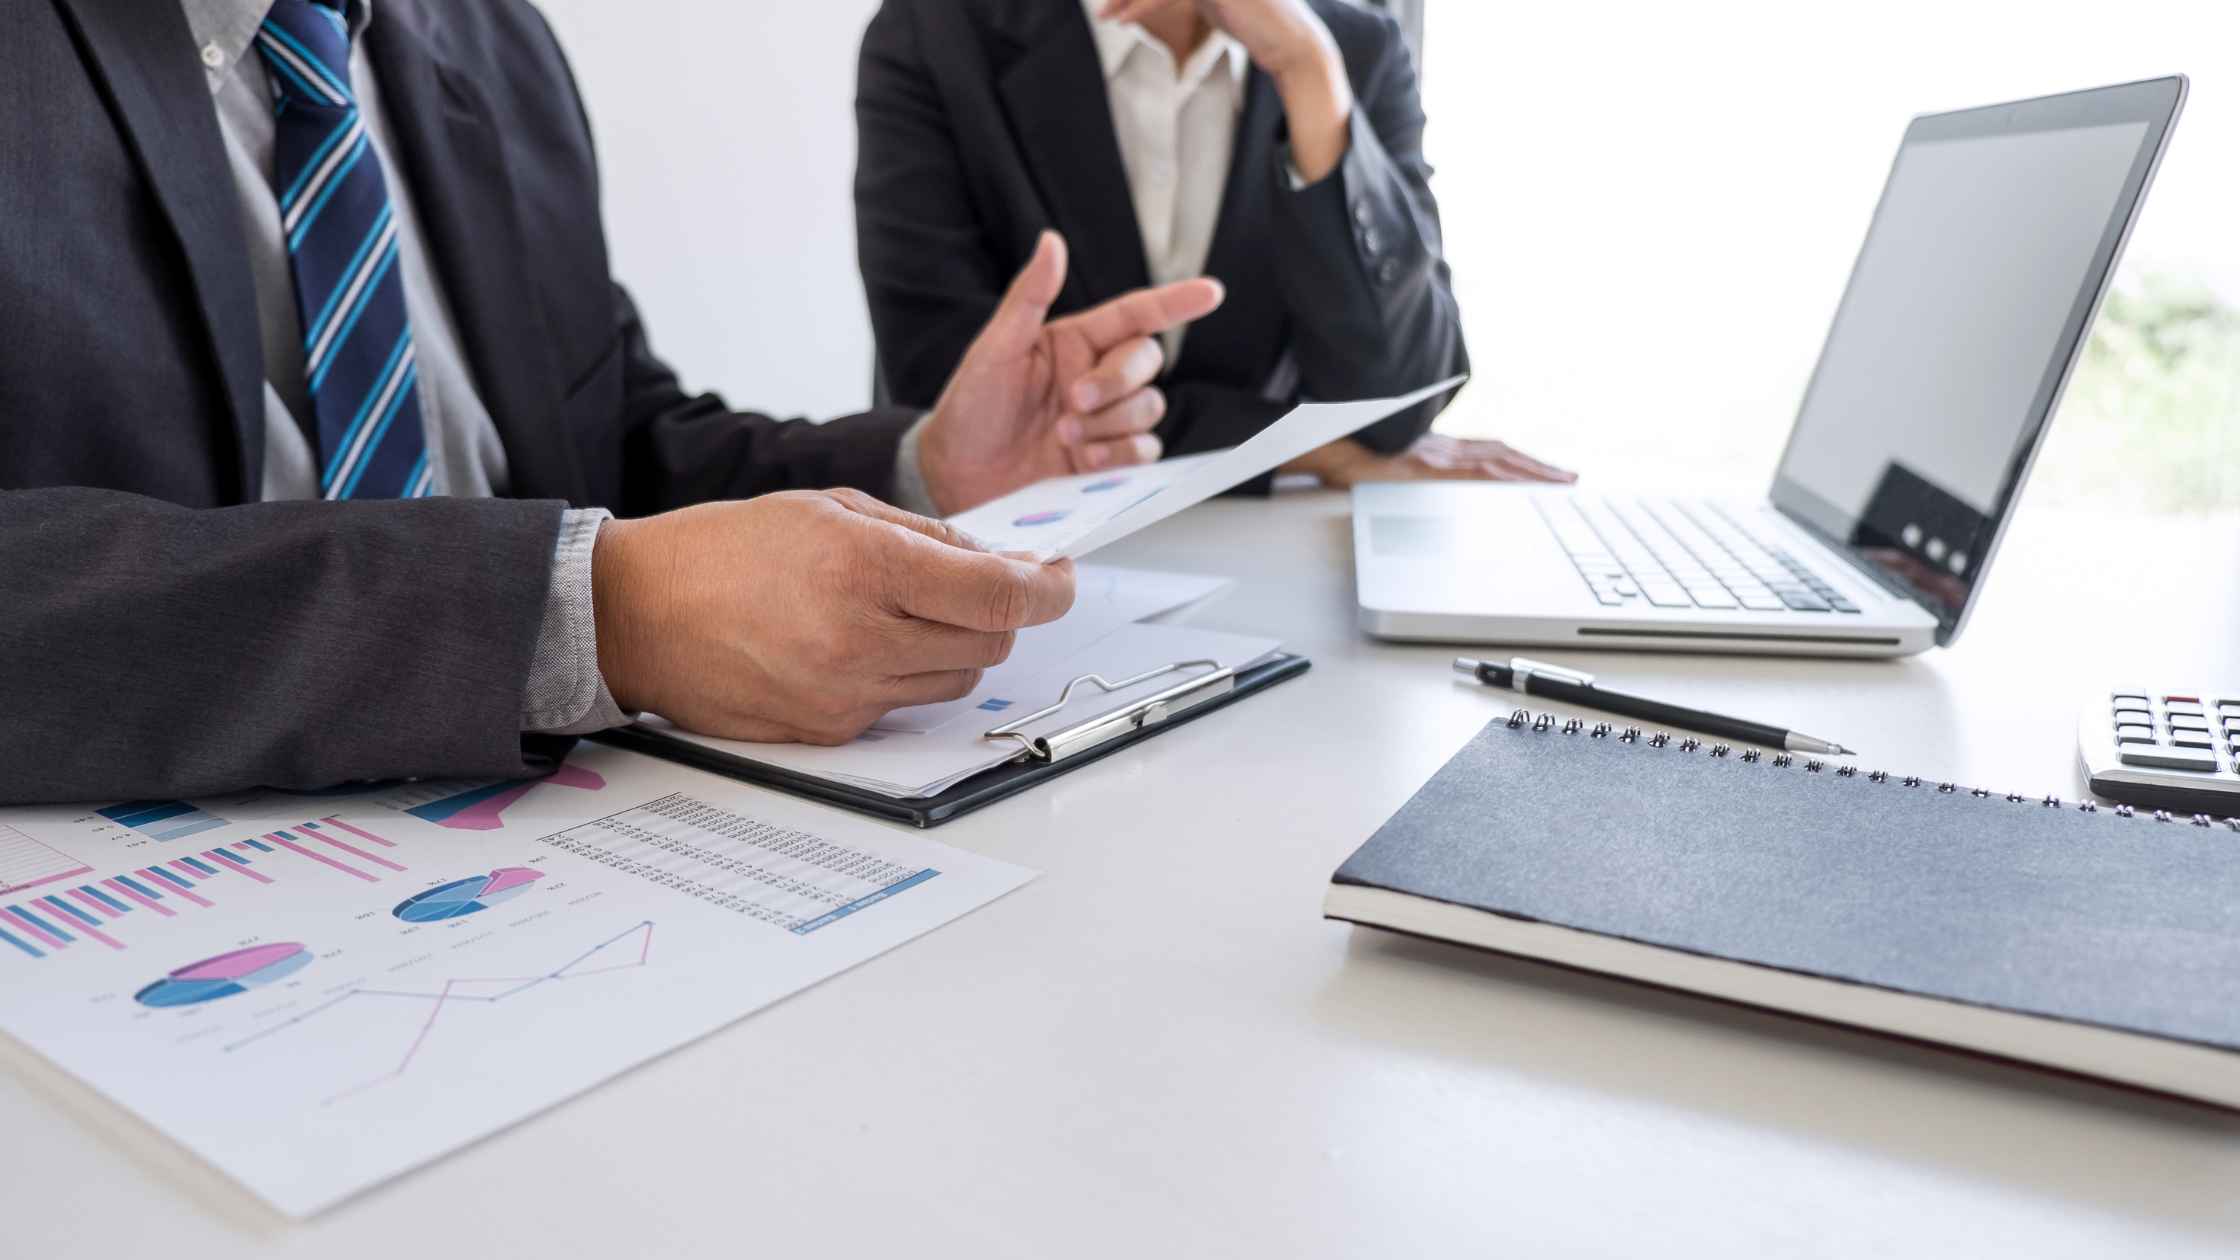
[0, 817, 408, 959]
[96, 800, 229, 843]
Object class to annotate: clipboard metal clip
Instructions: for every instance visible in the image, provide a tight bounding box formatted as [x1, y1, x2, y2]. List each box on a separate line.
[984, 659, 1235, 763]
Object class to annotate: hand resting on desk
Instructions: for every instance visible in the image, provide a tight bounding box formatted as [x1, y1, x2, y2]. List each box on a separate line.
[592, 490, 1074, 745]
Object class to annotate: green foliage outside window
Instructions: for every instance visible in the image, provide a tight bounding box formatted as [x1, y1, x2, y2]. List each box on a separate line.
[2032, 271, 2240, 516]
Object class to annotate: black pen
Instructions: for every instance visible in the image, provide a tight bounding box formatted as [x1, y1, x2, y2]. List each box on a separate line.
[1453, 656, 1855, 756]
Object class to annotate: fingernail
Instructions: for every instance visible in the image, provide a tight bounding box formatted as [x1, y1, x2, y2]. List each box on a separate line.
[1057, 418, 1083, 444]
[1073, 382, 1100, 410]
[1085, 445, 1108, 468]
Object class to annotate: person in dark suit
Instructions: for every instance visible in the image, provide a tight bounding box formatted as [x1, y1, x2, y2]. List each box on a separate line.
[0, 0, 1220, 804]
[856, 0, 1572, 488]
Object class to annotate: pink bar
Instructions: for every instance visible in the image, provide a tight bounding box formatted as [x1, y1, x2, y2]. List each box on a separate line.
[46, 907, 123, 951]
[103, 878, 176, 918]
[298, 825, 405, 872]
[315, 816, 399, 848]
[140, 870, 213, 908]
[205, 851, 275, 884]
[0, 907, 67, 949]
[66, 888, 123, 919]
[266, 833, 377, 882]
[168, 860, 211, 882]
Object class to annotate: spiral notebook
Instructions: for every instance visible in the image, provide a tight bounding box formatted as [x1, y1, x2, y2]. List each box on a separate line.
[1326, 711, 2240, 1107]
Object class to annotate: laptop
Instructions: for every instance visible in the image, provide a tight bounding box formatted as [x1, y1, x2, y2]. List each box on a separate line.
[1355, 76, 2187, 658]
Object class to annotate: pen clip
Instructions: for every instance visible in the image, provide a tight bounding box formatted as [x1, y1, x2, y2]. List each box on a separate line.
[1511, 656, 1595, 688]
[984, 659, 1234, 762]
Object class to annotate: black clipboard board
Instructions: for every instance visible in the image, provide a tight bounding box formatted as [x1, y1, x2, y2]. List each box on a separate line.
[591, 653, 1310, 827]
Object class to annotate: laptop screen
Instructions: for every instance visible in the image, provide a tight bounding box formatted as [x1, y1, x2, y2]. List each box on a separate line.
[1769, 78, 2184, 644]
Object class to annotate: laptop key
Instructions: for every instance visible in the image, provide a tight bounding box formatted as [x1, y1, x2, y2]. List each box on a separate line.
[1775, 589, 1831, 611]
[1738, 595, 1787, 611]
[1687, 588, 1741, 610]
[1827, 598, 1861, 612]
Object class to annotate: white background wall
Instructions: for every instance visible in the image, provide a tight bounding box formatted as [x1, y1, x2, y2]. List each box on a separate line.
[1421, 1, 2240, 497]
[536, 0, 884, 421]
[537, 0, 2240, 498]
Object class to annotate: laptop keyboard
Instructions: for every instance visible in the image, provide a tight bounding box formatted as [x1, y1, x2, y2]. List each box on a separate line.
[1538, 497, 1862, 613]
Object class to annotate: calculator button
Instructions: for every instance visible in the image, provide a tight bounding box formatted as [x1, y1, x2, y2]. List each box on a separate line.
[2113, 693, 2150, 703]
[2166, 695, 2202, 704]
[2114, 707, 2152, 723]
[2122, 746, 2219, 771]
[2116, 725, 2158, 744]
[2172, 732, 2216, 749]
[2168, 716, 2210, 731]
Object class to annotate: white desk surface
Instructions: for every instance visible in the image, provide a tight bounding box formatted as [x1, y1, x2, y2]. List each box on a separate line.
[8, 489, 2240, 1258]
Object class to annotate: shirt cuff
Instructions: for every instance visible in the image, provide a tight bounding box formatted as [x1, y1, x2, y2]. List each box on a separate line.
[522, 507, 634, 735]
[890, 411, 941, 517]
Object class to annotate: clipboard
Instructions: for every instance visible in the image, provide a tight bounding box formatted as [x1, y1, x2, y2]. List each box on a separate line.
[592, 653, 1311, 827]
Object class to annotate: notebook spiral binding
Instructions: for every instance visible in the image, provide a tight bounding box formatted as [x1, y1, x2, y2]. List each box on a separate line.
[1499, 709, 2240, 831]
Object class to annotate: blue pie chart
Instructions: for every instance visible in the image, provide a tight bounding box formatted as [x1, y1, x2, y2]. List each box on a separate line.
[392, 866, 546, 923]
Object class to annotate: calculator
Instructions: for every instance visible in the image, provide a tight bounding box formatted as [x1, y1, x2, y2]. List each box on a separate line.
[2079, 690, 2240, 815]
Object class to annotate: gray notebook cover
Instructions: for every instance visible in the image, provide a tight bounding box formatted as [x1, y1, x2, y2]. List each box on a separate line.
[1334, 719, 2240, 1052]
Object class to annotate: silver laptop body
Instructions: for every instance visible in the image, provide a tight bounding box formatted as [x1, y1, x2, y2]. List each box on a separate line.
[1356, 76, 2186, 658]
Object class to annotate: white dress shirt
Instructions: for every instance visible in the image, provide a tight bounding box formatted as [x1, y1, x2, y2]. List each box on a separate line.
[1079, 1, 1247, 367]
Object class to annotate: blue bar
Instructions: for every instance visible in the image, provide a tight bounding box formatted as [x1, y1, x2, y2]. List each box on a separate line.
[116, 875, 164, 900]
[145, 867, 194, 891]
[209, 849, 251, 867]
[9, 905, 73, 943]
[243, 839, 275, 853]
[98, 800, 195, 828]
[43, 896, 102, 928]
[790, 869, 942, 935]
[80, 885, 131, 913]
[181, 856, 220, 876]
[0, 927, 41, 958]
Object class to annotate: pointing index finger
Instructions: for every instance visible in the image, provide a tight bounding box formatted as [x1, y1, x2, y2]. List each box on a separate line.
[1057, 276, 1225, 355]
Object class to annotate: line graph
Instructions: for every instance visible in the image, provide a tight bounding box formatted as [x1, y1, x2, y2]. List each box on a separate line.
[224, 922, 655, 1105]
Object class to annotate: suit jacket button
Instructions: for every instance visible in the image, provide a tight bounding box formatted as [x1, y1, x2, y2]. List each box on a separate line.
[1354, 203, 1371, 225]
[1362, 227, 1382, 255]
[1379, 258, 1398, 283]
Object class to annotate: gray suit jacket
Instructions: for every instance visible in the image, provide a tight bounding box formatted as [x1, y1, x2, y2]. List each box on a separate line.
[0, 0, 917, 803]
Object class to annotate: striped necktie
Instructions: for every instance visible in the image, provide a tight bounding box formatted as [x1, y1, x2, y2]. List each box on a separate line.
[256, 0, 432, 499]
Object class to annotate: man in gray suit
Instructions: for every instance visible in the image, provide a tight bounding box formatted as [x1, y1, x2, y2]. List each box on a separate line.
[0, 0, 1220, 804]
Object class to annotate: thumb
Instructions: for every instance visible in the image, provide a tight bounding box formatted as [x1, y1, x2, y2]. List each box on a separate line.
[978, 231, 1067, 362]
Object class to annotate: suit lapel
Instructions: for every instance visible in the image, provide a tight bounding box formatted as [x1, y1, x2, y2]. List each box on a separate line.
[55, 0, 267, 502]
[993, 0, 1148, 307]
[365, 0, 587, 503]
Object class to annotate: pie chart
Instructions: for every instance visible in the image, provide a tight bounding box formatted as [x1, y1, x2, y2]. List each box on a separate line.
[135, 943, 312, 1008]
[392, 867, 546, 923]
